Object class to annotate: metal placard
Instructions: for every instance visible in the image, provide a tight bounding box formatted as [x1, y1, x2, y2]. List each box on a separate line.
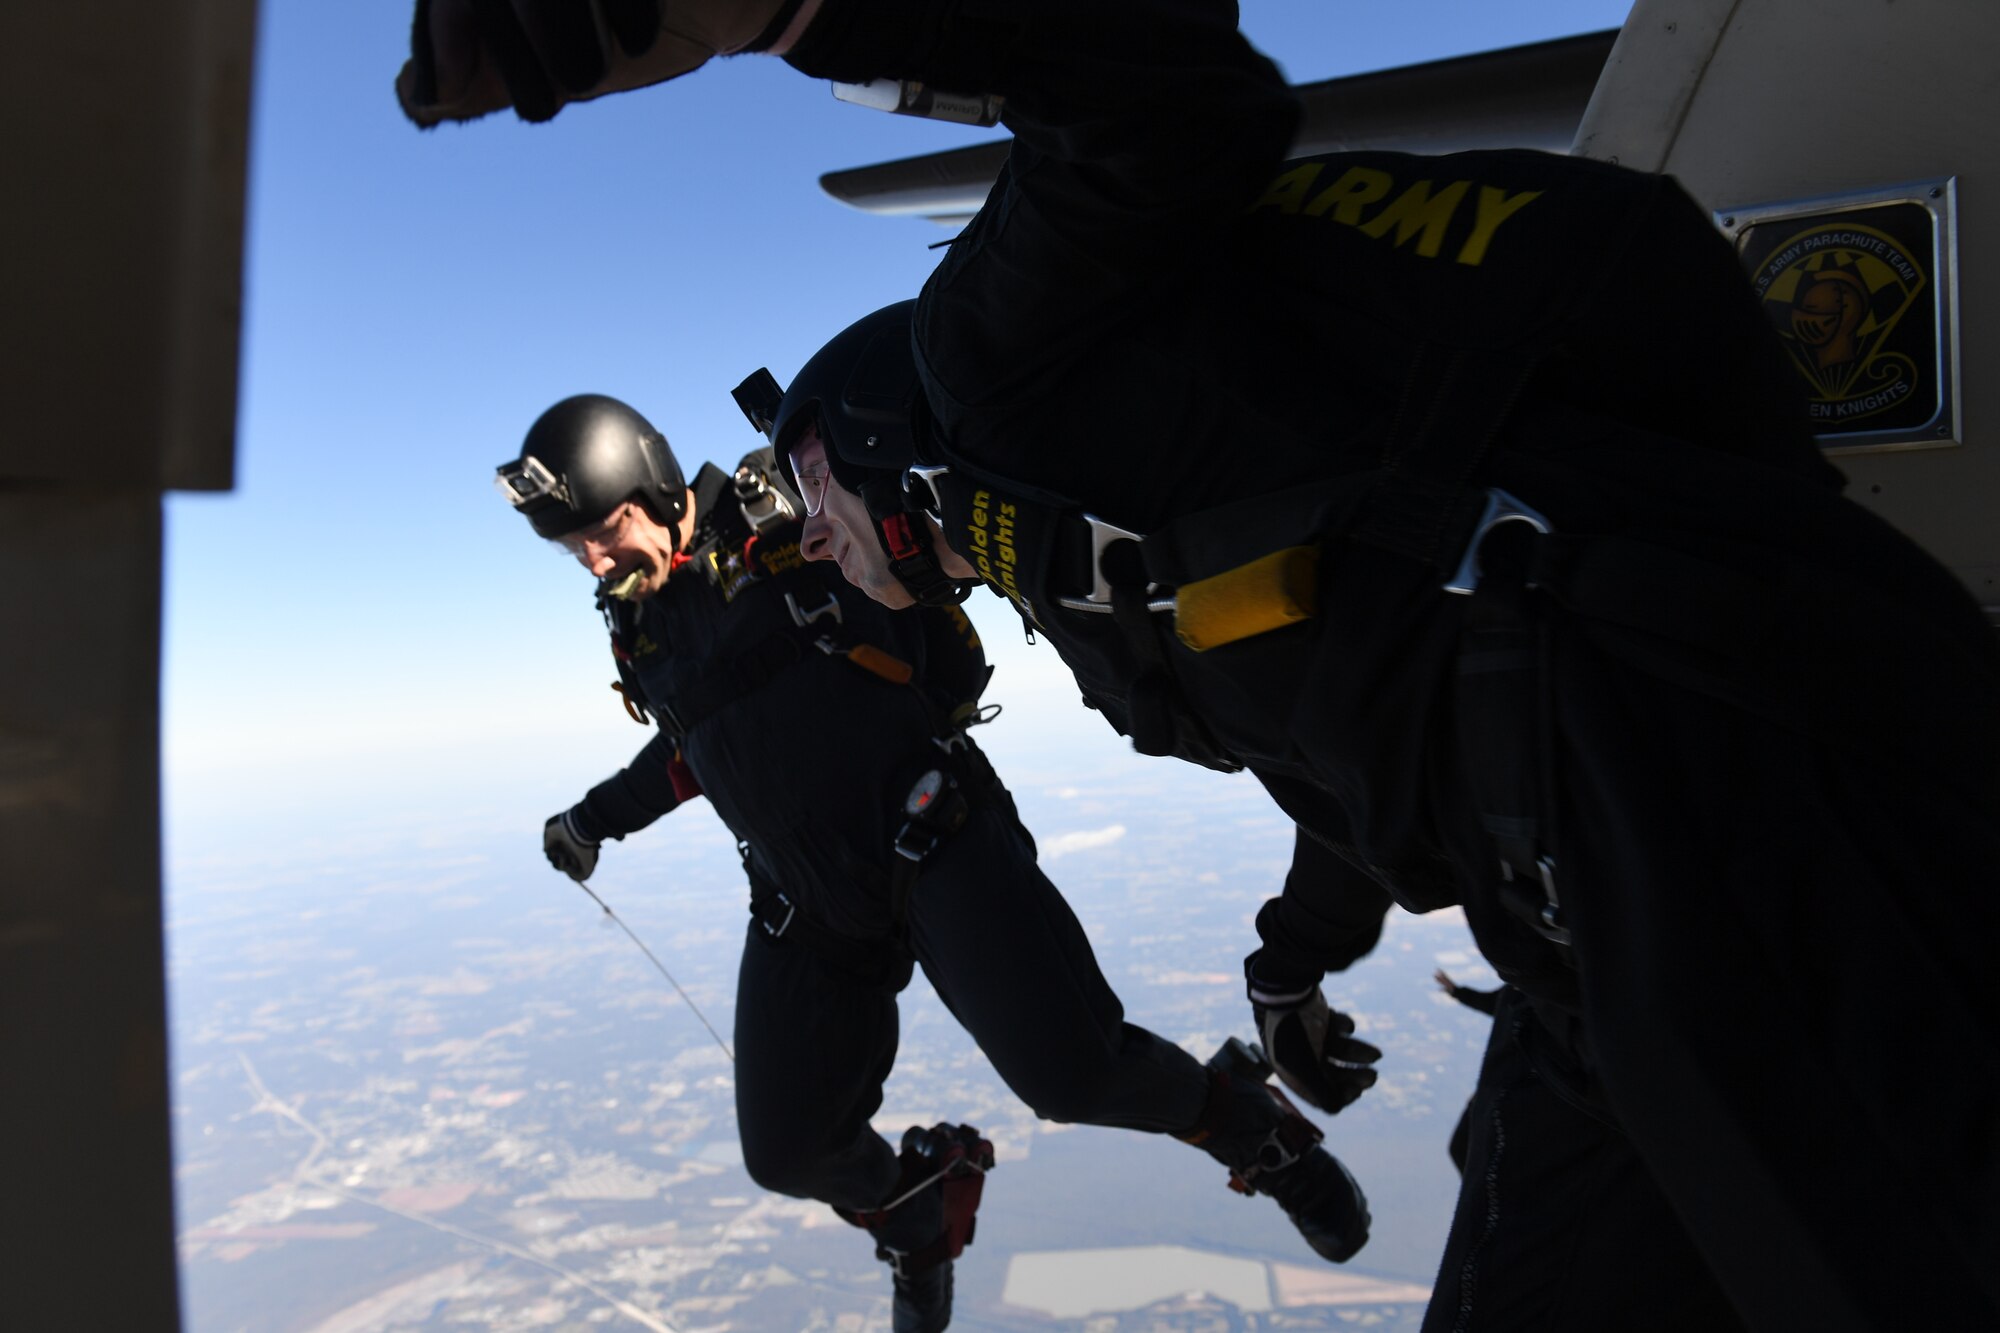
[1716, 179, 1959, 453]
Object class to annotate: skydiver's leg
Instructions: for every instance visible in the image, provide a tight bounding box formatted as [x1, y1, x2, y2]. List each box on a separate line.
[732, 920, 930, 1228]
[906, 773, 1371, 1264]
[905, 802, 1208, 1132]
[1422, 990, 1744, 1333]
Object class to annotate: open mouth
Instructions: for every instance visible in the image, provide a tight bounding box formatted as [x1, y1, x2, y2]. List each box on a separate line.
[604, 562, 651, 599]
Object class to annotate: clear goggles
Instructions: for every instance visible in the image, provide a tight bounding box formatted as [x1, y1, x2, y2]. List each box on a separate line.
[558, 504, 635, 557]
[792, 460, 833, 517]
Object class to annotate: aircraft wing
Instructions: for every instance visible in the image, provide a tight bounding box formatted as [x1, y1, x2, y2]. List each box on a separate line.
[819, 30, 1620, 224]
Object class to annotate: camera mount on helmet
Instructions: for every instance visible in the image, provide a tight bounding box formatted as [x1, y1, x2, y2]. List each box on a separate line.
[497, 393, 689, 547]
[738, 303, 972, 606]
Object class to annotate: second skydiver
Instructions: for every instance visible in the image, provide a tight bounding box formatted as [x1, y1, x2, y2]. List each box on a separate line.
[500, 389, 1378, 1332]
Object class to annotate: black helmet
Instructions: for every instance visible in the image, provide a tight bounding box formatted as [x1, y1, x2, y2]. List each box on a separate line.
[496, 394, 688, 541]
[768, 299, 922, 496]
[747, 301, 970, 606]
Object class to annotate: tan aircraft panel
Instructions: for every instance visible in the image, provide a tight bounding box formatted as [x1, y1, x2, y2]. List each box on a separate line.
[0, 2, 253, 492]
[1575, 0, 2000, 615]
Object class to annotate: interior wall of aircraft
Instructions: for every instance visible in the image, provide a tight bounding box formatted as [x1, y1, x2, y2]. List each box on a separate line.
[1575, 0, 1999, 619]
[0, 3, 255, 1328]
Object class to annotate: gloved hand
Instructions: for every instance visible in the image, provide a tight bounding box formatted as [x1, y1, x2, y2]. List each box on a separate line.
[543, 810, 601, 882]
[1249, 984, 1382, 1115]
[396, 0, 799, 127]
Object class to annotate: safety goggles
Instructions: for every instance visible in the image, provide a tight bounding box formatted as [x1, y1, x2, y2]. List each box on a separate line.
[494, 454, 564, 509]
[558, 503, 634, 557]
[794, 463, 832, 517]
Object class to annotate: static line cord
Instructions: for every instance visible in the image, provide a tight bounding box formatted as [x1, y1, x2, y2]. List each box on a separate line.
[877, 1156, 991, 1215]
[575, 881, 735, 1063]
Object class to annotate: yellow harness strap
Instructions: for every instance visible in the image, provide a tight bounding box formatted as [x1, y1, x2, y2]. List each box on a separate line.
[844, 642, 916, 685]
[1172, 546, 1320, 652]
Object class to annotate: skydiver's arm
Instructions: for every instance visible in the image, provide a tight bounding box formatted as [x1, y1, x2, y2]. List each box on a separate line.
[396, 0, 799, 126]
[782, 0, 1298, 421]
[566, 728, 691, 842]
[1449, 982, 1505, 1016]
[1248, 825, 1396, 995]
[1240, 826, 1390, 1114]
[399, 0, 1292, 397]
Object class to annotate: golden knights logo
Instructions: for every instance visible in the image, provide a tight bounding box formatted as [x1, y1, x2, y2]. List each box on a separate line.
[1733, 194, 1947, 441]
[706, 545, 757, 602]
[1753, 223, 1924, 423]
[705, 539, 803, 602]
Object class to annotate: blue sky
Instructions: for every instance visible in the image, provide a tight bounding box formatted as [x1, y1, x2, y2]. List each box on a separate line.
[162, 0, 1636, 852]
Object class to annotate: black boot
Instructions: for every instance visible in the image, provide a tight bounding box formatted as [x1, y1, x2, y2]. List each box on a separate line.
[837, 1124, 995, 1333]
[1252, 1133, 1371, 1263]
[1180, 1038, 1371, 1263]
[882, 1249, 954, 1333]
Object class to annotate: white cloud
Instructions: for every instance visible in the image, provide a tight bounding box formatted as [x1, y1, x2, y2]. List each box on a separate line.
[1041, 825, 1127, 861]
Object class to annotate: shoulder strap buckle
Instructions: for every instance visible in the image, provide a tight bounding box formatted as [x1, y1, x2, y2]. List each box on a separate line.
[1056, 513, 1177, 615]
[1444, 488, 1553, 595]
[904, 463, 952, 515]
[1500, 854, 1571, 947]
[734, 462, 796, 534]
[751, 885, 798, 940]
[786, 589, 844, 628]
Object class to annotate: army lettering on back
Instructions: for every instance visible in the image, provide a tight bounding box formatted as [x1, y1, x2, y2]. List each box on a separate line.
[1251, 161, 1543, 267]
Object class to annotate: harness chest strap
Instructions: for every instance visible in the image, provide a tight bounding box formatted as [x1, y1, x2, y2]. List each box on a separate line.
[649, 629, 804, 740]
[602, 597, 655, 726]
[627, 557, 914, 737]
[929, 457, 1373, 654]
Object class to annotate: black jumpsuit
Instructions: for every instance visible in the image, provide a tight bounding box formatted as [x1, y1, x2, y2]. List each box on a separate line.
[563, 458, 1208, 1241]
[783, 3, 2000, 1327]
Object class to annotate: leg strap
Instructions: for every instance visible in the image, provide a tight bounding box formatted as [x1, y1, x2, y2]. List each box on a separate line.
[741, 844, 913, 986]
[1454, 520, 1570, 947]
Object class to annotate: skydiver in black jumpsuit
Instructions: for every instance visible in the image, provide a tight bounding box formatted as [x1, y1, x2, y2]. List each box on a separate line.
[764, 10, 2000, 1331]
[402, 5, 2000, 1328]
[497, 394, 1371, 1333]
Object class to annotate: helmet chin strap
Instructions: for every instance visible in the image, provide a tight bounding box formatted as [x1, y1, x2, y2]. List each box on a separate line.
[860, 476, 972, 606]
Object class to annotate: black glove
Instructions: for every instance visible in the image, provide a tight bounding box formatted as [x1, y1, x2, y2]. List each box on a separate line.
[396, 0, 798, 126]
[1249, 979, 1382, 1115]
[543, 809, 601, 882]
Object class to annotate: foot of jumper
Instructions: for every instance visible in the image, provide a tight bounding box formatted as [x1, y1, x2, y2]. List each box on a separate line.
[1180, 1037, 1372, 1264]
[837, 1123, 996, 1333]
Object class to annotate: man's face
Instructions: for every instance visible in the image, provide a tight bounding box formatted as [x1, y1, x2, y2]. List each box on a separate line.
[792, 433, 915, 609]
[558, 500, 678, 600]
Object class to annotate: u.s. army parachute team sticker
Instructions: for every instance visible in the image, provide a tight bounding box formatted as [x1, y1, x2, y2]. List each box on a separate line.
[1724, 186, 1956, 448]
[1752, 220, 1925, 425]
